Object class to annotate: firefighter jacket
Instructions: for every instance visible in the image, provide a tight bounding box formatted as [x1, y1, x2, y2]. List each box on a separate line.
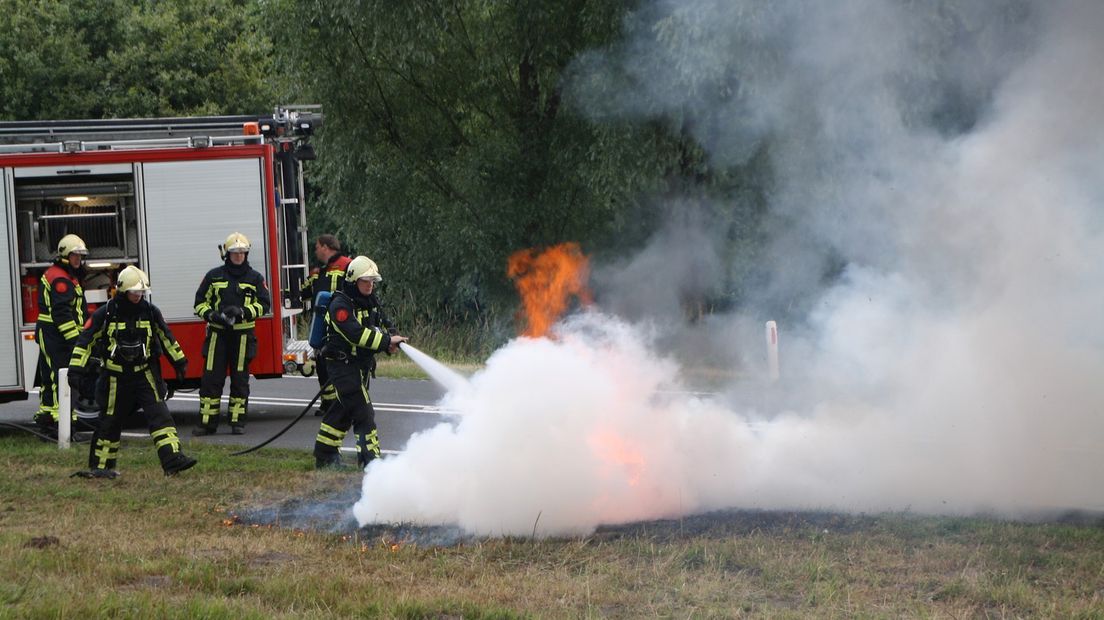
[193, 259, 272, 331]
[322, 286, 393, 366]
[70, 295, 186, 376]
[301, 253, 352, 302]
[37, 259, 87, 341]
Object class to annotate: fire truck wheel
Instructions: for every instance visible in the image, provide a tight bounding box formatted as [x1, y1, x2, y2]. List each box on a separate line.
[300, 360, 316, 378]
[283, 360, 299, 376]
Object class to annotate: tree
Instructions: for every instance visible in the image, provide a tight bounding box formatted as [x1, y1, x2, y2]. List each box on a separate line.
[0, 0, 279, 120]
[264, 0, 725, 343]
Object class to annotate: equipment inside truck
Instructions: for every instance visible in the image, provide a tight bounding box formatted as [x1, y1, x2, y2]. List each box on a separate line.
[14, 166, 141, 323]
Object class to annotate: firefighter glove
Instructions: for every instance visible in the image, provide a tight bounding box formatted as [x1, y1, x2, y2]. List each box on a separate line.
[205, 310, 232, 328]
[67, 369, 83, 400]
[223, 305, 244, 321]
[173, 360, 188, 382]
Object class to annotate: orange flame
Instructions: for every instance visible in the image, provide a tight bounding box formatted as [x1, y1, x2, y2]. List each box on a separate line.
[507, 242, 592, 337]
[381, 537, 409, 552]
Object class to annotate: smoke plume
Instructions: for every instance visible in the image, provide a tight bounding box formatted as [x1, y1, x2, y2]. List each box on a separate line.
[354, 0, 1104, 536]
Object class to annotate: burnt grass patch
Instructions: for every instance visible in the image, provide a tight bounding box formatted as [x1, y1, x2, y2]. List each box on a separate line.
[233, 487, 894, 547]
[590, 509, 882, 541]
[232, 484, 1104, 548]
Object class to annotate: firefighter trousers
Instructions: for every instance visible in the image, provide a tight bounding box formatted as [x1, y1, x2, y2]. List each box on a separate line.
[315, 354, 337, 412]
[87, 367, 187, 473]
[198, 328, 256, 430]
[313, 359, 379, 468]
[33, 324, 76, 427]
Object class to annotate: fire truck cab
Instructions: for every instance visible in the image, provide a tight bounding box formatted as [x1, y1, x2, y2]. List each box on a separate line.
[0, 107, 320, 404]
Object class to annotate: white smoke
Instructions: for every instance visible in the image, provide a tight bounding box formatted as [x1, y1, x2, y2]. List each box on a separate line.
[354, 0, 1104, 535]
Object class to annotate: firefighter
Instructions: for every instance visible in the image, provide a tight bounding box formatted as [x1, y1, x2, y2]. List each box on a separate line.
[301, 234, 351, 304]
[192, 232, 272, 436]
[313, 256, 407, 469]
[68, 266, 196, 478]
[33, 234, 89, 437]
[300, 234, 351, 417]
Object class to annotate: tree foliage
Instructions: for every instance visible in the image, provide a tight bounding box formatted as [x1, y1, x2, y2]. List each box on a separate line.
[0, 0, 279, 119]
[265, 2, 714, 328]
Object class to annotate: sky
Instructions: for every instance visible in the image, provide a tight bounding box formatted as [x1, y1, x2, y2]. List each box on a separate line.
[353, 0, 1104, 537]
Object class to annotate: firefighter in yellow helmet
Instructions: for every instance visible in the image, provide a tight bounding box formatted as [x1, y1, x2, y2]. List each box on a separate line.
[313, 256, 407, 469]
[32, 234, 89, 437]
[191, 232, 272, 435]
[69, 266, 195, 478]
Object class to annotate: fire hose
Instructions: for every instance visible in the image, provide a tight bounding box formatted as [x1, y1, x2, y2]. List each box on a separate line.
[229, 385, 326, 456]
[0, 421, 92, 443]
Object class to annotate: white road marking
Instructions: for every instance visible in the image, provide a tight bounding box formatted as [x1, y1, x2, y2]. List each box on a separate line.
[117, 430, 402, 456]
[26, 387, 452, 415]
[167, 393, 453, 415]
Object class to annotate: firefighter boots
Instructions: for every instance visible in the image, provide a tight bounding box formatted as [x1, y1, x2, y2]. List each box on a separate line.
[231, 425, 245, 435]
[191, 426, 217, 437]
[162, 453, 198, 476]
[71, 468, 120, 480]
[314, 453, 346, 470]
[34, 415, 58, 441]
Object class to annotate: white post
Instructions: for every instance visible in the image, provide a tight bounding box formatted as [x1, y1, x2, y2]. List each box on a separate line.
[57, 368, 71, 450]
[765, 321, 780, 382]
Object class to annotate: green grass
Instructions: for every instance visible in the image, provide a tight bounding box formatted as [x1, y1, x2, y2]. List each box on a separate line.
[2, 434, 1102, 618]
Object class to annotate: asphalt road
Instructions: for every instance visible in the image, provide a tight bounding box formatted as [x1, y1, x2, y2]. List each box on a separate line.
[0, 375, 454, 458]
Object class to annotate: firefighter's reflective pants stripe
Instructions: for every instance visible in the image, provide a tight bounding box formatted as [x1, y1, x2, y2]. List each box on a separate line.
[88, 370, 182, 473]
[316, 357, 337, 410]
[34, 324, 76, 424]
[313, 360, 379, 468]
[198, 329, 255, 429]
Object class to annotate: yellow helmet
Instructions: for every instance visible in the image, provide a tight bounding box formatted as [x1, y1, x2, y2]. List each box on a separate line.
[116, 265, 151, 294]
[58, 234, 89, 257]
[345, 256, 382, 283]
[224, 232, 251, 253]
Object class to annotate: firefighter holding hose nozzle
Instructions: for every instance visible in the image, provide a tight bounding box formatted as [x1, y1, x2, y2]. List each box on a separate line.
[69, 266, 196, 478]
[313, 256, 406, 469]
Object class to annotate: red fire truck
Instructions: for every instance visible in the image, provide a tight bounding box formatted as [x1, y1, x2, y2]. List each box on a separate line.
[0, 106, 321, 404]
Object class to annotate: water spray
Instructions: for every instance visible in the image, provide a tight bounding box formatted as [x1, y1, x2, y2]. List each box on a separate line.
[397, 343, 469, 394]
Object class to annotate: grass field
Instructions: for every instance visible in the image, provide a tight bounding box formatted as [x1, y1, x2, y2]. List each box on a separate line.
[1, 434, 1102, 619]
